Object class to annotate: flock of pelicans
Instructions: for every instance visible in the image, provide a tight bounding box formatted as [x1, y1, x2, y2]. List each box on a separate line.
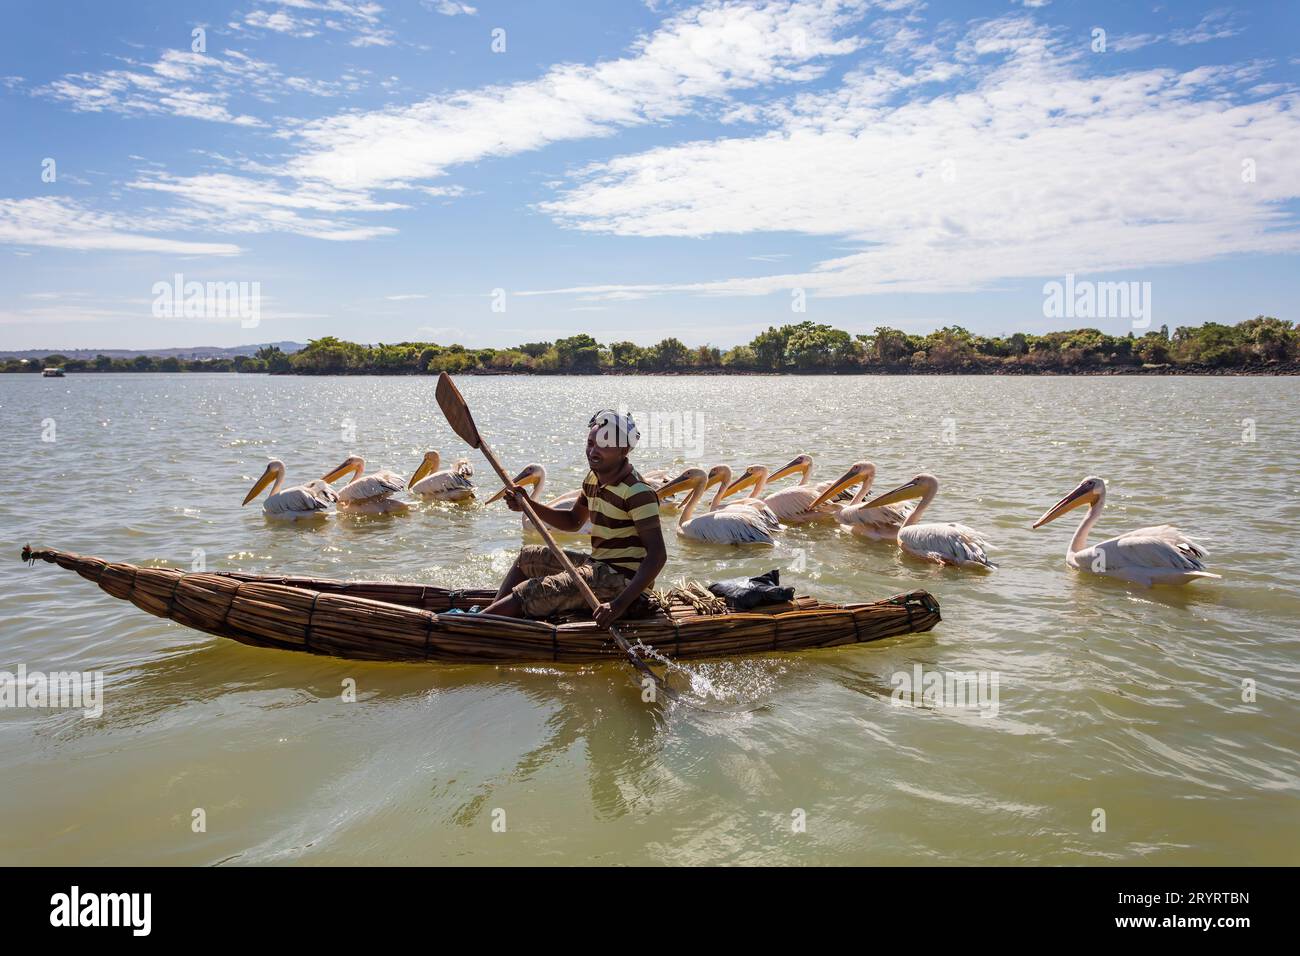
[242, 453, 1219, 588]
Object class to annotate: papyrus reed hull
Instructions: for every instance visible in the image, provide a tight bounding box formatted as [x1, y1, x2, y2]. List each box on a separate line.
[21, 547, 940, 665]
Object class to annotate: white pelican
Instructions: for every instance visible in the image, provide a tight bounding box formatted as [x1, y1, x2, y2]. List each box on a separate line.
[702, 465, 780, 527]
[656, 468, 776, 545]
[321, 455, 408, 515]
[408, 451, 475, 501]
[242, 459, 338, 520]
[487, 463, 592, 536]
[1033, 476, 1219, 587]
[721, 455, 852, 523]
[641, 467, 674, 491]
[805, 461, 913, 540]
[846, 473, 996, 570]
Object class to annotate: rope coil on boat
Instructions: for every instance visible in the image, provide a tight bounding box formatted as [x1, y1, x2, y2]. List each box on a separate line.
[304, 590, 323, 651]
[166, 572, 185, 618]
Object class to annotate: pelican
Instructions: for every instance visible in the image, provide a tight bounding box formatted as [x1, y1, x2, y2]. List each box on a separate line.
[641, 467, 674, 491]
[721, 455, 852, 523]
[844, 473, 996, 570]
[242, 459, 338, 520]
[804, 461, 913, 540]
[321, 455, 408, 515]
[644, 466, 686, 512]
[408, 451, 475, 501]
[486, 463, 592, 536]
[656, 468, 776, 545]
[702, 465, 780, 527]
[1033, 476, 1219, 587]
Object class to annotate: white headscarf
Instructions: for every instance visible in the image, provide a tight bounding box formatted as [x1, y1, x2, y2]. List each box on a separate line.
[588, 408, 640, 450]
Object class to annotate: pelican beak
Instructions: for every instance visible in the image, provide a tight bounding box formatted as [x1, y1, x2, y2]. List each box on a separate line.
[859, 477, 923, 511]
[242, 467, 275, 506]
[768, 456, 807, 483]
[486, 469, 538, 504]
[321, 459, 356, 485]
[809, 466, 865, 510]
[656, 473, 694, 498]
[408, 457, 436, 488]
[1033, 484, 1095, 529]
[721, 470, 757, 500]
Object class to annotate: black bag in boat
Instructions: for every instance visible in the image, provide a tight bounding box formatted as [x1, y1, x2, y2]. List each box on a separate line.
[707, 569, 795, 610]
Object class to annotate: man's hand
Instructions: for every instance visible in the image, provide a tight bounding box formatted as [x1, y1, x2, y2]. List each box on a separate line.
[501, 487, 524, 512]
[593, 601, 622, 629]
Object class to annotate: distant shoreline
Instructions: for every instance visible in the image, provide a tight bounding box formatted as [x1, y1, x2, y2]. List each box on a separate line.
[8, 317, 1296, 376]
[11, 364, 1298, 377]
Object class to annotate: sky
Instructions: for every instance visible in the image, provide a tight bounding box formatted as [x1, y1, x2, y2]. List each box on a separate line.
[1, 0, 1298, 351]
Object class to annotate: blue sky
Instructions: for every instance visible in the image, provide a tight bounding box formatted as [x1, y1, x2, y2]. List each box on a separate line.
[1, 0, 1297, 350]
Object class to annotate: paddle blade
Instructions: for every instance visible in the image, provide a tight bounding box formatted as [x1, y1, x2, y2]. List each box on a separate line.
[435, 372, 481, 448]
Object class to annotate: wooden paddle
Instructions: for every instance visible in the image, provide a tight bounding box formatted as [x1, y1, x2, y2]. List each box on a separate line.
[435, 372, 674, 702]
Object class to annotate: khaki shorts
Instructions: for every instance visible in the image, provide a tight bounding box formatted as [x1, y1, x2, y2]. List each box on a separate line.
[511, 545, 631, 618]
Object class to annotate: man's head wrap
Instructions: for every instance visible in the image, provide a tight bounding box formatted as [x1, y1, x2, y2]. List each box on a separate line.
[588, 408, 640, 450]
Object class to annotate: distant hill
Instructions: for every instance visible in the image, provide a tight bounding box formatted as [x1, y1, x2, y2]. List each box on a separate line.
[0, 342, 306, 360]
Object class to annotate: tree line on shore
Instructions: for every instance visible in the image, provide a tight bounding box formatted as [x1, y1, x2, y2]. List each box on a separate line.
[8, 316, 1295, 375]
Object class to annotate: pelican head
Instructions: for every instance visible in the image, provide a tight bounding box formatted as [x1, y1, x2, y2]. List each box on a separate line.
[1033, 476, 1106, 529]
[242, 459, 286, 505]
[858, 472, 937, 510]
[721, 465, 769, 500]
[322, 454, 365, 485]
[705, 465, 732, 489]
[808, 461, 879, 510]
[769, 454, 813, 483]
[656, 468, 707, 498]
[408, 450, 442, 487]
[486, 463, 544, 504]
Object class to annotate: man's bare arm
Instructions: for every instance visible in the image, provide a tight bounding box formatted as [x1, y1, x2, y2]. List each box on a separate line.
[502, 488, 588, 533]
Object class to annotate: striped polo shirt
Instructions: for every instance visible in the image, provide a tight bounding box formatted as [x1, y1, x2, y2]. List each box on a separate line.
[582, 467, 661, 575]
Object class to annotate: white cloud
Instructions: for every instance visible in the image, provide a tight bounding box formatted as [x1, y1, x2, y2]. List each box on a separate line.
[1114, 11, 1244, 53]
[283, 0, 872, 191]
[0, 197, 242, 255]
[1171, 10, 1243, 46]
[114, 0, 873, 246]
[385, 293, 428, 300]
[240, 1, 396, 45]
[425, 1, 477, 15]
[532, 17, 1300, 298]
[128, 173, 402, 241]
[40, 48, 364, 126]
[0, 305, 145, 326]
[245, 10, 320, 37]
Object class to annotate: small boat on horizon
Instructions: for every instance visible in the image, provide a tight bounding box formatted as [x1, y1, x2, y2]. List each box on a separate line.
[41, 366, 65, 377]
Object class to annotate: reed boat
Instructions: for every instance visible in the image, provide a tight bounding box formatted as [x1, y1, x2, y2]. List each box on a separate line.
[20, 546, 940, 665]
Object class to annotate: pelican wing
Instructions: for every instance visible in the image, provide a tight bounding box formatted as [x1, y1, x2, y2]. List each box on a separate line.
[762, 485, 828, 520]
[838, 501, 913, 535]
[683, 510, 775, 545]
[265, 482, 335, 516]
[338, 470, 405, 503]
[1102, 525, 1212, 571]
[412, 469, 475, 496]
[900, 522, 996, 568]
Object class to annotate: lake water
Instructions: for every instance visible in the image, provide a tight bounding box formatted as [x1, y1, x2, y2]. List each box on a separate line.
[1, 372, 1297, 865]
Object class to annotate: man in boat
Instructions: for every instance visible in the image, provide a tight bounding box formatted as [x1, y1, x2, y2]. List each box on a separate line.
[482, 409, 666, 627]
